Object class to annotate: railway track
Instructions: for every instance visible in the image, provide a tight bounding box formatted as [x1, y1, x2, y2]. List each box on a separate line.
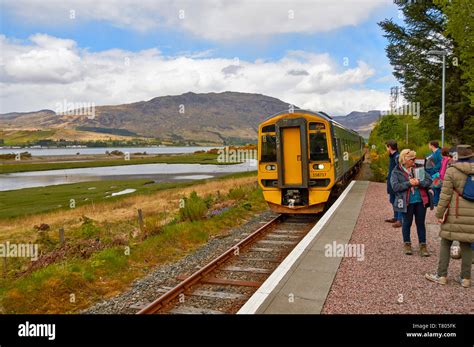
[136, 214, 318, 314]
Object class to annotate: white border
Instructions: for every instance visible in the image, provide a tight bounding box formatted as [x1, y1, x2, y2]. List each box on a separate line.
[237, 180, 357, 314]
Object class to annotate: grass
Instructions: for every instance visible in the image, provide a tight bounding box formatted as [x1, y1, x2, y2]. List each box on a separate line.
[0, 179, 194, 219]
[0, 172, 255, 242]
[0, 152, 222, 174]
[0, 129, 56, 145]
[0, 171, 256, 220]
[0, 174, 266, 314]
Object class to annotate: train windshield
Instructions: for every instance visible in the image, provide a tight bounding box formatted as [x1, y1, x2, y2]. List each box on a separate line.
[260, 135, 277, 162]
[310, 132, 329, 161]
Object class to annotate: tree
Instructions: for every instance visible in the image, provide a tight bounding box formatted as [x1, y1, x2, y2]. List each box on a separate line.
[379, 0, 473, 145]
[436, 0, 474, 107]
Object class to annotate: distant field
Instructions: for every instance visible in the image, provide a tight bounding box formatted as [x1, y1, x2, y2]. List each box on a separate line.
[0, 179, 192, 219]
[0, 128, 145, 145]
[1, 152, 222, 173]
[75, 126, 138, 137]
[0, 129, 56, 145]
[0, 171, 256, 219]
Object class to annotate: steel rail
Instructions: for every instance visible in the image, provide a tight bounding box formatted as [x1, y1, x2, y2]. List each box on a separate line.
[137, 214, 283, 314]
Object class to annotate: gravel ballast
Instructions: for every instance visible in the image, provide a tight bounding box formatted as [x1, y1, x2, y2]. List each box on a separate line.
[322, 182, 473, 314]
[84, 210, 278, 314]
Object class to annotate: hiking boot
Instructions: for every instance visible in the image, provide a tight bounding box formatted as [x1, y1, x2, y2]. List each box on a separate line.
[392, 221, 402, 228]
[455, 276, 471, 288]
[403, 243, 412, 255]
[425, 273, 447, 285]
[385, 218, 397, 223]
[419, 244, 430, 257]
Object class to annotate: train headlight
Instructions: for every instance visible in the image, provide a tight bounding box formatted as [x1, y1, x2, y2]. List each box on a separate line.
[265, 165, 276, 171]
[313, 164, 325, 170]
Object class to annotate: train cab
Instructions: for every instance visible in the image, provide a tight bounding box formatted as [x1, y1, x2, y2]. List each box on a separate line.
[258, 109, 364, 214]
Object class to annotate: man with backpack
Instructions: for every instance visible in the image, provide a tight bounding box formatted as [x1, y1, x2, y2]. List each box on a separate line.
[425, 145, 474, 288]
[385, 140, 403, 228]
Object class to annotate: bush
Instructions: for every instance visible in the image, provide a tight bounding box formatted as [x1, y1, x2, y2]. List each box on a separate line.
[79, 216, 101, 238]
[0, 151, 32, 160]
[179, 191, 208, 222]
[227, 186, 247, 200]
[109, 150, 124, 156]
[203, 194, 214, 208]
[36, 231, 56, 252]
[369, 150, 389, 182]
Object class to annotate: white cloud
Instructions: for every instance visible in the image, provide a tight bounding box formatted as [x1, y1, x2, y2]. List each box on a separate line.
[0, 34, 83, 84]
[0, 35, 389, 115]
[3, 0, 391, 41]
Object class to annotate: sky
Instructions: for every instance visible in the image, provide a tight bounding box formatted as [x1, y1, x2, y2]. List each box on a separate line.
[0, 0, 404, 116]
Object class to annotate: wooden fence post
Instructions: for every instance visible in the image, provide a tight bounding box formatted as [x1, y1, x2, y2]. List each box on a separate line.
[2, 257, 7, 277]
[59, 228, 65, 247]
[137, 209, 145, 232]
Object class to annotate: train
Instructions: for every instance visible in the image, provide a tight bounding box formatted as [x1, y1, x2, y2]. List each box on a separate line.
[257, 109, 365, 214]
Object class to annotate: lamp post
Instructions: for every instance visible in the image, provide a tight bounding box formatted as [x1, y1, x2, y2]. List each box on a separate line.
[427, 50, 447, 147]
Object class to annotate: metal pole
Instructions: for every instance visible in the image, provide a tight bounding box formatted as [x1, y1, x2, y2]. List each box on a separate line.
[406, 123, 408, 145]
[441, 54, 445, 147]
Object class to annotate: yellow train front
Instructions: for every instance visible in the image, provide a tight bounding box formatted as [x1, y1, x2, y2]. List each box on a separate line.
[258, 109, 365, 214]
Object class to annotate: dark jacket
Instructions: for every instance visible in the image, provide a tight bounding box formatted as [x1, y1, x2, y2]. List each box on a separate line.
[390, 164, 432, 213]
[435, 161, 474, 243]
[387, 150, 400, 195]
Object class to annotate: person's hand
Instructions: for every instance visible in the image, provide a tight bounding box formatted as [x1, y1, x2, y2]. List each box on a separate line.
[437, 218, 444, 224]
[409, 178, 419, 186]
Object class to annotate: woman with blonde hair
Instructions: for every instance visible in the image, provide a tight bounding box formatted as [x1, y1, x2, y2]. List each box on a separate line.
[390, 149, 433, 256]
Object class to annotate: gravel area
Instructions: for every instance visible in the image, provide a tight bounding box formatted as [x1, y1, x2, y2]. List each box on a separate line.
[83, 210, 278, 314]
[322, 182, 473, 314]
[159, 218, 315, 314]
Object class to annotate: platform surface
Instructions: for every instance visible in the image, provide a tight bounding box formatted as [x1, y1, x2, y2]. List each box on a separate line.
[238, 180, 369, 314]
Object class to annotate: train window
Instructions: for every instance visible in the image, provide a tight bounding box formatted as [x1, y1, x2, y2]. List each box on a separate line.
[260, 135, 277, 162]
[310, 132, 329, 161]
[261, 124, 275, 133]
[309, 122, 325, 130]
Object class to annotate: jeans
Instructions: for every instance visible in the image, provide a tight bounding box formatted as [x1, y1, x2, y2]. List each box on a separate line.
[438, 238, 472, 280]
[389, 193, 403, 221]
[401, 202, 427, 244]
[433, 187, 441, 206]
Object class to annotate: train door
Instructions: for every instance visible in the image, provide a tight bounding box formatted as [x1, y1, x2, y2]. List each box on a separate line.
[281, 127, 302, 185]
[275, 117, 309, 190]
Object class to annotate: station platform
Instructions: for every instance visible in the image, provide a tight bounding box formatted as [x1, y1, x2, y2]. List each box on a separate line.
[239, 180, 473, 314]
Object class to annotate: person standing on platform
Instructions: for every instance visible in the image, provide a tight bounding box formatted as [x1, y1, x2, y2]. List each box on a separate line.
[385, 140, 402, 228]
[425, 145, 474, 288]
[391, 149, 433, 256]
[440, 147, 453, 180]
[426, 141, 443, 206]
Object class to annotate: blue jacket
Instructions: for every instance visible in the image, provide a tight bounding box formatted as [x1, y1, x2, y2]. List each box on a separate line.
[387, 150, 399, 195]
[426, 148, 442, 176]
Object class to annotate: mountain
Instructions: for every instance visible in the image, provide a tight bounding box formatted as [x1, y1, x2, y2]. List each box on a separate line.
[0, 92, 381, 143]
[0, 92, 290, 144]
[333, 110, 382, 138]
